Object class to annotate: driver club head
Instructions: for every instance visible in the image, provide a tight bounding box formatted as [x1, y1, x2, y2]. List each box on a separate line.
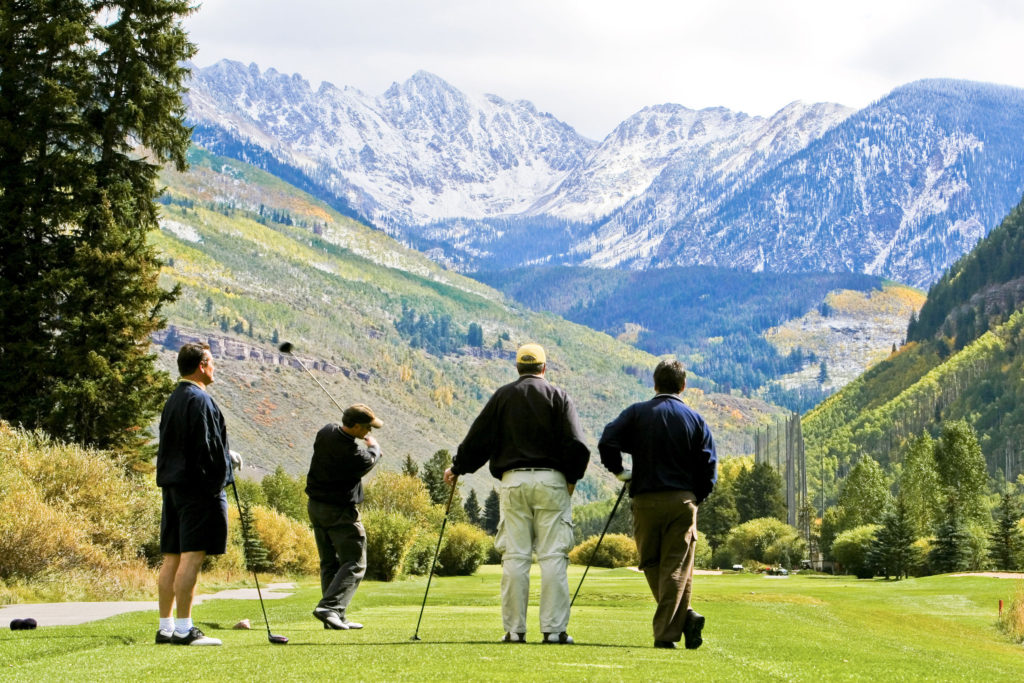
[410, 634, 421, 641]
[278, 342, 294, 354]
[269, 633, 289, 644]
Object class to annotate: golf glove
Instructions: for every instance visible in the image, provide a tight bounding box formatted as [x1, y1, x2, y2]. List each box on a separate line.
[616, 469, 632, 482]
[229, 450, 243, 471]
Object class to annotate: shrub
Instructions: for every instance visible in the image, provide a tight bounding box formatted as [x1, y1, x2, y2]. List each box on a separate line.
[0, 422, 159, 580]
[436, 522, 489, 576]
[569, 534, 638, 568]
[694, 538, 713, 569]
[832, 524, 882, 578]
[403, 530, 437, 576]
[482, 535, 502, 564]
[363, 509, 417, 581]
[997, 582, 1024, 643]
[723, 517, 805, 566]
[364, 471, 434, 524]
[251, 505, 318, 574]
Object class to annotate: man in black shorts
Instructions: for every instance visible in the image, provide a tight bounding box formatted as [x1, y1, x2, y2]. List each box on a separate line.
[155, 342, 240, 646]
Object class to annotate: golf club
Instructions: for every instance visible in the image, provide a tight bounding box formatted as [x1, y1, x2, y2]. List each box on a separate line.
[278, 341, 345, 414]
[411, 475, 459, 641]
[569, 482, 629, 608]
[230, 480, 289, 644]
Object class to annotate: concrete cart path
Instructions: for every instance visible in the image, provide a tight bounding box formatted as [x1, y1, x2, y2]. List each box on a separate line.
[0, 583, 296, 627]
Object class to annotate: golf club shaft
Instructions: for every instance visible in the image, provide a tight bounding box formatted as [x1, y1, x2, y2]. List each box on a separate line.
[570, 482, 628, 608]
[230, 480, 274, 638]
[412, 475, 459, 639]
[284, 350, 346, 415]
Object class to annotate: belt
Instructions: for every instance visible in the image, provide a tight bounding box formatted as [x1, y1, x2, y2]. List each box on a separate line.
[507, 467, 554, 472]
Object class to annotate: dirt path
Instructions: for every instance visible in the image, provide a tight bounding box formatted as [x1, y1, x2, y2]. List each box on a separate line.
[949, 572, 1024, 579]
[0, 583, 296, 627]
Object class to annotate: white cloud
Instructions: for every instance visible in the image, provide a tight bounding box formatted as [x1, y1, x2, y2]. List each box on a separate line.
[185, 0, 1024, 139]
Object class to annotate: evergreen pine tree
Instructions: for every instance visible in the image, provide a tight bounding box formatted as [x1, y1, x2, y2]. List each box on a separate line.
[734, 461, 787, 523]
[484, 489, 501, 535]
[239, 502, 271, 573]
[989, 492, 1024, 570]
[421, 449, 453, 505]
[401, 454, 419, 478]
[929, 497, 973, 573]
[0, 1, 195, 455]
[868, 495, 916, 580]
[464, 489, 482, 527]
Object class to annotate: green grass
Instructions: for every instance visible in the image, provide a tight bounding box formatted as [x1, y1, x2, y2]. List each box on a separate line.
[1, 568, 1021, 681]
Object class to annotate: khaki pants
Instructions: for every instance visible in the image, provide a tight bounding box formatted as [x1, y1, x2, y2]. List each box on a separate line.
[632, 490, 698, 643]
[495, 469, 574, 635]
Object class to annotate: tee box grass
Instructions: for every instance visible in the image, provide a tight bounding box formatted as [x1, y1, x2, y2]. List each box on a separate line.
[1, 566, 1021, 681]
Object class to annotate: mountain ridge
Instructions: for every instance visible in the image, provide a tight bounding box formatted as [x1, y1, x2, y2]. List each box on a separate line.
[185, 61, 1024, 287]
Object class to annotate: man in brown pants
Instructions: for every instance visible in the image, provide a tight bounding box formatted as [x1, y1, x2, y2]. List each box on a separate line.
[598, 359, 718, 649]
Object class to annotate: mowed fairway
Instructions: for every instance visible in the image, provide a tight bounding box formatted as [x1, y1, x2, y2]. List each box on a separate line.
[1, 567, 1020, 681]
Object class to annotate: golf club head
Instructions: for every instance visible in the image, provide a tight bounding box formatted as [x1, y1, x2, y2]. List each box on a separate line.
[410, 634, 421, 641]
[278, 342, 294, 354]
[269, 634, 289, 644]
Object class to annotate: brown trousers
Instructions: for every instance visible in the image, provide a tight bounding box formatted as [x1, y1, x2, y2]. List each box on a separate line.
[631, 490, 698, 643]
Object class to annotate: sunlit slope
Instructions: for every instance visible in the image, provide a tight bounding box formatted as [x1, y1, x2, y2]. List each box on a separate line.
[152, 148, 785, 497]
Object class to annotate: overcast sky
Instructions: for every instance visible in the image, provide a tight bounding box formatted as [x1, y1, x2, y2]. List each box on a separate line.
[185, 0, 1024, 140]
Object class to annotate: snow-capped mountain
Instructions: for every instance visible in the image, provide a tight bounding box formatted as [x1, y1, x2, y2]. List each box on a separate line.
[185, 62, 1024, 287]
[186, 61, 594, 230]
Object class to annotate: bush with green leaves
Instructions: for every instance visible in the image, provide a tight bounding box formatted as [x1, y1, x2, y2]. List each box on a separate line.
[363, 509, 417, 581]
[723, 517, 805, 567]
[436, 522, 489, 576]
[569, 533, 638, 568]
[832, 524, 881, 578]
[403, 531, 437, 576]
[694, 538, 713, 569]
[363, 471, 434, 523]
[261, 465, 308, 522]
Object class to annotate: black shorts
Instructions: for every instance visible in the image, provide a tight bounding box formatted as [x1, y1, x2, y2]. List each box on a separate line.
[160, 486, 229, 555]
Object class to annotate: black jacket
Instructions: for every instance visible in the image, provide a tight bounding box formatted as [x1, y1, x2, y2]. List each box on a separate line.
[598, 394, 718, 503]
[451, 374, 590, 484]
[305, 423, 382, 506]
[156, 381, 232, 496]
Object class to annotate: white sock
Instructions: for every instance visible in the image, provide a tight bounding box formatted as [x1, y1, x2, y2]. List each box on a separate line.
[160, 617, 174, 632]
[174, 617, 193, 634]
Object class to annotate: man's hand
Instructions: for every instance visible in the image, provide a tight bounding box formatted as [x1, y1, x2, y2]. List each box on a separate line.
[616, 469, 632, 482]
[443, 467, 456, 486]
[229, 450, 243, 471]
[364, 435, 378, 449]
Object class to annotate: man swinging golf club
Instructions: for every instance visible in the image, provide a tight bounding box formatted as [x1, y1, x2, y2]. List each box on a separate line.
[155, 342, 242, 646]
[445, 343, 589, 644]
[305, 403, 384, 631]
[599, 359, 718, 650]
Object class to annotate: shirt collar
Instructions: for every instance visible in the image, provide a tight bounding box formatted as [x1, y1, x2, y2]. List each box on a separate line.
[179, 379, 207, 392]
[654, 392, 684, 403]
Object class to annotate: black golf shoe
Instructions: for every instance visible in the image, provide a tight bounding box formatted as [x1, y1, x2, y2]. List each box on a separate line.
[501, 632, 526, 643]
[682, 608, 705, 650]
[170, 626, 222, 646]
[155, 628, 174, 644]
[541, 632, 574, 644]
[654, 640, 677, 649]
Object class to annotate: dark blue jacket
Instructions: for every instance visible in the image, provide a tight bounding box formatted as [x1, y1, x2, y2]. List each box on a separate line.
[156, 381, 232, 495]
[598, 394, 717, 503]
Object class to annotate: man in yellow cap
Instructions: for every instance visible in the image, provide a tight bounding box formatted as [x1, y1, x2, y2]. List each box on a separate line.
[445, 343, 590, 644]
[305, 403, 384, 631]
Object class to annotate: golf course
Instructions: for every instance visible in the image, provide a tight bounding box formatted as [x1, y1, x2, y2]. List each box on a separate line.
[1, 566, 1021, 681]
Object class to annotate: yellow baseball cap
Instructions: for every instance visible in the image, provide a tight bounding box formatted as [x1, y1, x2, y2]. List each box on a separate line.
[516, 343, 546, 364]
